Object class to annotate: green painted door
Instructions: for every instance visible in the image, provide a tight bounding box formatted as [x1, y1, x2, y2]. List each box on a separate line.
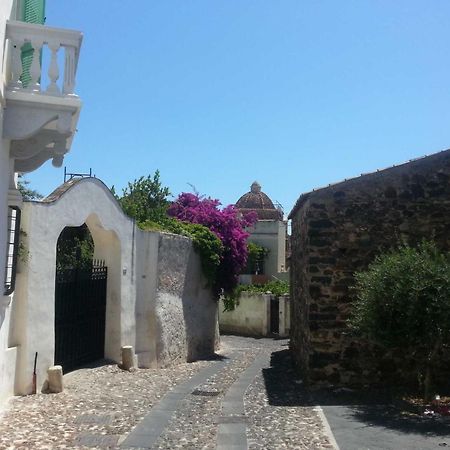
[21, 0, 46, 87]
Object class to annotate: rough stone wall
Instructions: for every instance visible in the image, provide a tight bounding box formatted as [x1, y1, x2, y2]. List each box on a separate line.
[289, 150, 450, 386]
[153, 233, 218, 367]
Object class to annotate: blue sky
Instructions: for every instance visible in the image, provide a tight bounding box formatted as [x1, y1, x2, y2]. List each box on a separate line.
[26, 1, 450, 215]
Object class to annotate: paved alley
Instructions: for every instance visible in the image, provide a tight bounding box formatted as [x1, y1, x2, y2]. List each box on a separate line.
[0, 336, 333, 449]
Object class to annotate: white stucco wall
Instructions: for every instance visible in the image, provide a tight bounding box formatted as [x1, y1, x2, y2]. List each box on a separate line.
[219, 293, 290, 338]
[0, 0, 16, 403]
[11, 178, 136, 394]
[219, 293, 271, 336]
[134, 230, 159, 368]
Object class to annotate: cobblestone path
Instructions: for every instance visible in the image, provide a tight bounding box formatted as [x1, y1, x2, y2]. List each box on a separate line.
[0, 336, 334, 449]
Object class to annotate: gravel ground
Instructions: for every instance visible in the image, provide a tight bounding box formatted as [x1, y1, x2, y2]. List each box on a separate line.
[245, 371, 334, 449]
[0, 336, 333, 449]
[154, 335, 276, 449]
[0, 360, 209, 449]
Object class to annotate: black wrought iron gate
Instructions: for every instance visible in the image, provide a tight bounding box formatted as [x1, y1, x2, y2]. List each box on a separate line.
[55, 263, 108, 373]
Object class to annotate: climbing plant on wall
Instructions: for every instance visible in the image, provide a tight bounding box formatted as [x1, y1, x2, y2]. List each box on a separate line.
[168, 192, 257, 296]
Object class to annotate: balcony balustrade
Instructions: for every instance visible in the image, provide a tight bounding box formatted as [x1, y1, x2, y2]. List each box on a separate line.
[6, 20, 82, 97]
[3, 20, 83, 172]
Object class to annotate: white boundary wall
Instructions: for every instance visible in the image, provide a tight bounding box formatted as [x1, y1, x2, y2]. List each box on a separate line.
[219, 293, 290, 338]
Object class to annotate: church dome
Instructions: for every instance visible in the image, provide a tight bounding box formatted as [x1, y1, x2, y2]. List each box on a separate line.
[236, 182, 282, 220]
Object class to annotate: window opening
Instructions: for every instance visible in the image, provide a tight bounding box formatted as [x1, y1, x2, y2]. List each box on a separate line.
[4, 206, 21, 296]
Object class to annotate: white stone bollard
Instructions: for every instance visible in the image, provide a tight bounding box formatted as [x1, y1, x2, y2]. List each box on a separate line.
[47, 365, 63, 393]
[121, 345, 136, 370]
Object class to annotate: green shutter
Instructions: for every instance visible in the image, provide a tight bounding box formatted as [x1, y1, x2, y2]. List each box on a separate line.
[21, 0, 46, 24]
[21, 0, 46, 87]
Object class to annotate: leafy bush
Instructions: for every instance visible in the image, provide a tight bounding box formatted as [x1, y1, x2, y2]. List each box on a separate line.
[223, 280, 290, 311]
[350, 240, 450, 399]
[112, 171, 170, 224]
[17, 174, 43, 200]
[56, 224, 94, 270]
[168, 192, 257, 295]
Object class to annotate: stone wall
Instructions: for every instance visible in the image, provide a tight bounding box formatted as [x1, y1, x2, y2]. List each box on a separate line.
[289, 149, 450, 386]
[152, 232, 219, 366]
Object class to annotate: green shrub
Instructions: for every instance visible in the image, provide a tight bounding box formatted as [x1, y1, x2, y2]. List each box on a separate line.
[223, 280, 289, 311]
[350, 240, 450, 399]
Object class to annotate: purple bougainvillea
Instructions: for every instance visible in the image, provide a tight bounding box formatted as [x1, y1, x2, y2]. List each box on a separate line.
[168, 193, 257, 295]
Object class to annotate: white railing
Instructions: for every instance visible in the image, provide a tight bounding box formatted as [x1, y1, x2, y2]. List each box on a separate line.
[5, 20, 83, 97]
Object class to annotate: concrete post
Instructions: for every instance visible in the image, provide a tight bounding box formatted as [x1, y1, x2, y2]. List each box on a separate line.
[47, 365, 63, 393]
[262, 294, 271, 336]
[121, 345, 136, 370]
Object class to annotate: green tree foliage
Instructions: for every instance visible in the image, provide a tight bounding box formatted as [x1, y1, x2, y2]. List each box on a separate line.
[56, 224, 94, 270]
[112, 171, 170, 224]
[350, 241, 450, 399]
[17, 174, 43, 200]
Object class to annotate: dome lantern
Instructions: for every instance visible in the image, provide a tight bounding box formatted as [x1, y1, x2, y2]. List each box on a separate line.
[236, 182, 282, 221]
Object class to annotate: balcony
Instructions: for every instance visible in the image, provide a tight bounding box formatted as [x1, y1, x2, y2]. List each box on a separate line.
[3, 20, 83, 173]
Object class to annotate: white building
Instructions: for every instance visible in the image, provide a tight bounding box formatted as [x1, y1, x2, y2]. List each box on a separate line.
[0, 0, 83, 402]
[236, 182, 288, 280]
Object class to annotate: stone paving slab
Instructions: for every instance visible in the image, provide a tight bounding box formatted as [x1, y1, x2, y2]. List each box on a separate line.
[121, 357, 230, 448]
[217, 349, 272, 449]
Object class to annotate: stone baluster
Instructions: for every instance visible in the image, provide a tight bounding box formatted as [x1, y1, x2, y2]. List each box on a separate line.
[63, 46, 76, 96]
[28, 39, 43, 92]
[46, 41, 61, 95]
[8, 40, 24, 89]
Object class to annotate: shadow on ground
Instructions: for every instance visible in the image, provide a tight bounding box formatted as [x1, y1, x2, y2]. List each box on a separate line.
[193, 352, 230, 362]
[262, 348, 450, 437]
[348, 404, 450, 436]
[262, 349, 312, 407]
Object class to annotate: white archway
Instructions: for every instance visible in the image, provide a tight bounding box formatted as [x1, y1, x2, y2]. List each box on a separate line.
[10, 178, 136, 394]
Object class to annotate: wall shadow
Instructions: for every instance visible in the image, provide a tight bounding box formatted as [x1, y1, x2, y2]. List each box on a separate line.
[347, 404, 450, 437]
[262, 348, 312, 407]
[263, 348, 450, 437]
